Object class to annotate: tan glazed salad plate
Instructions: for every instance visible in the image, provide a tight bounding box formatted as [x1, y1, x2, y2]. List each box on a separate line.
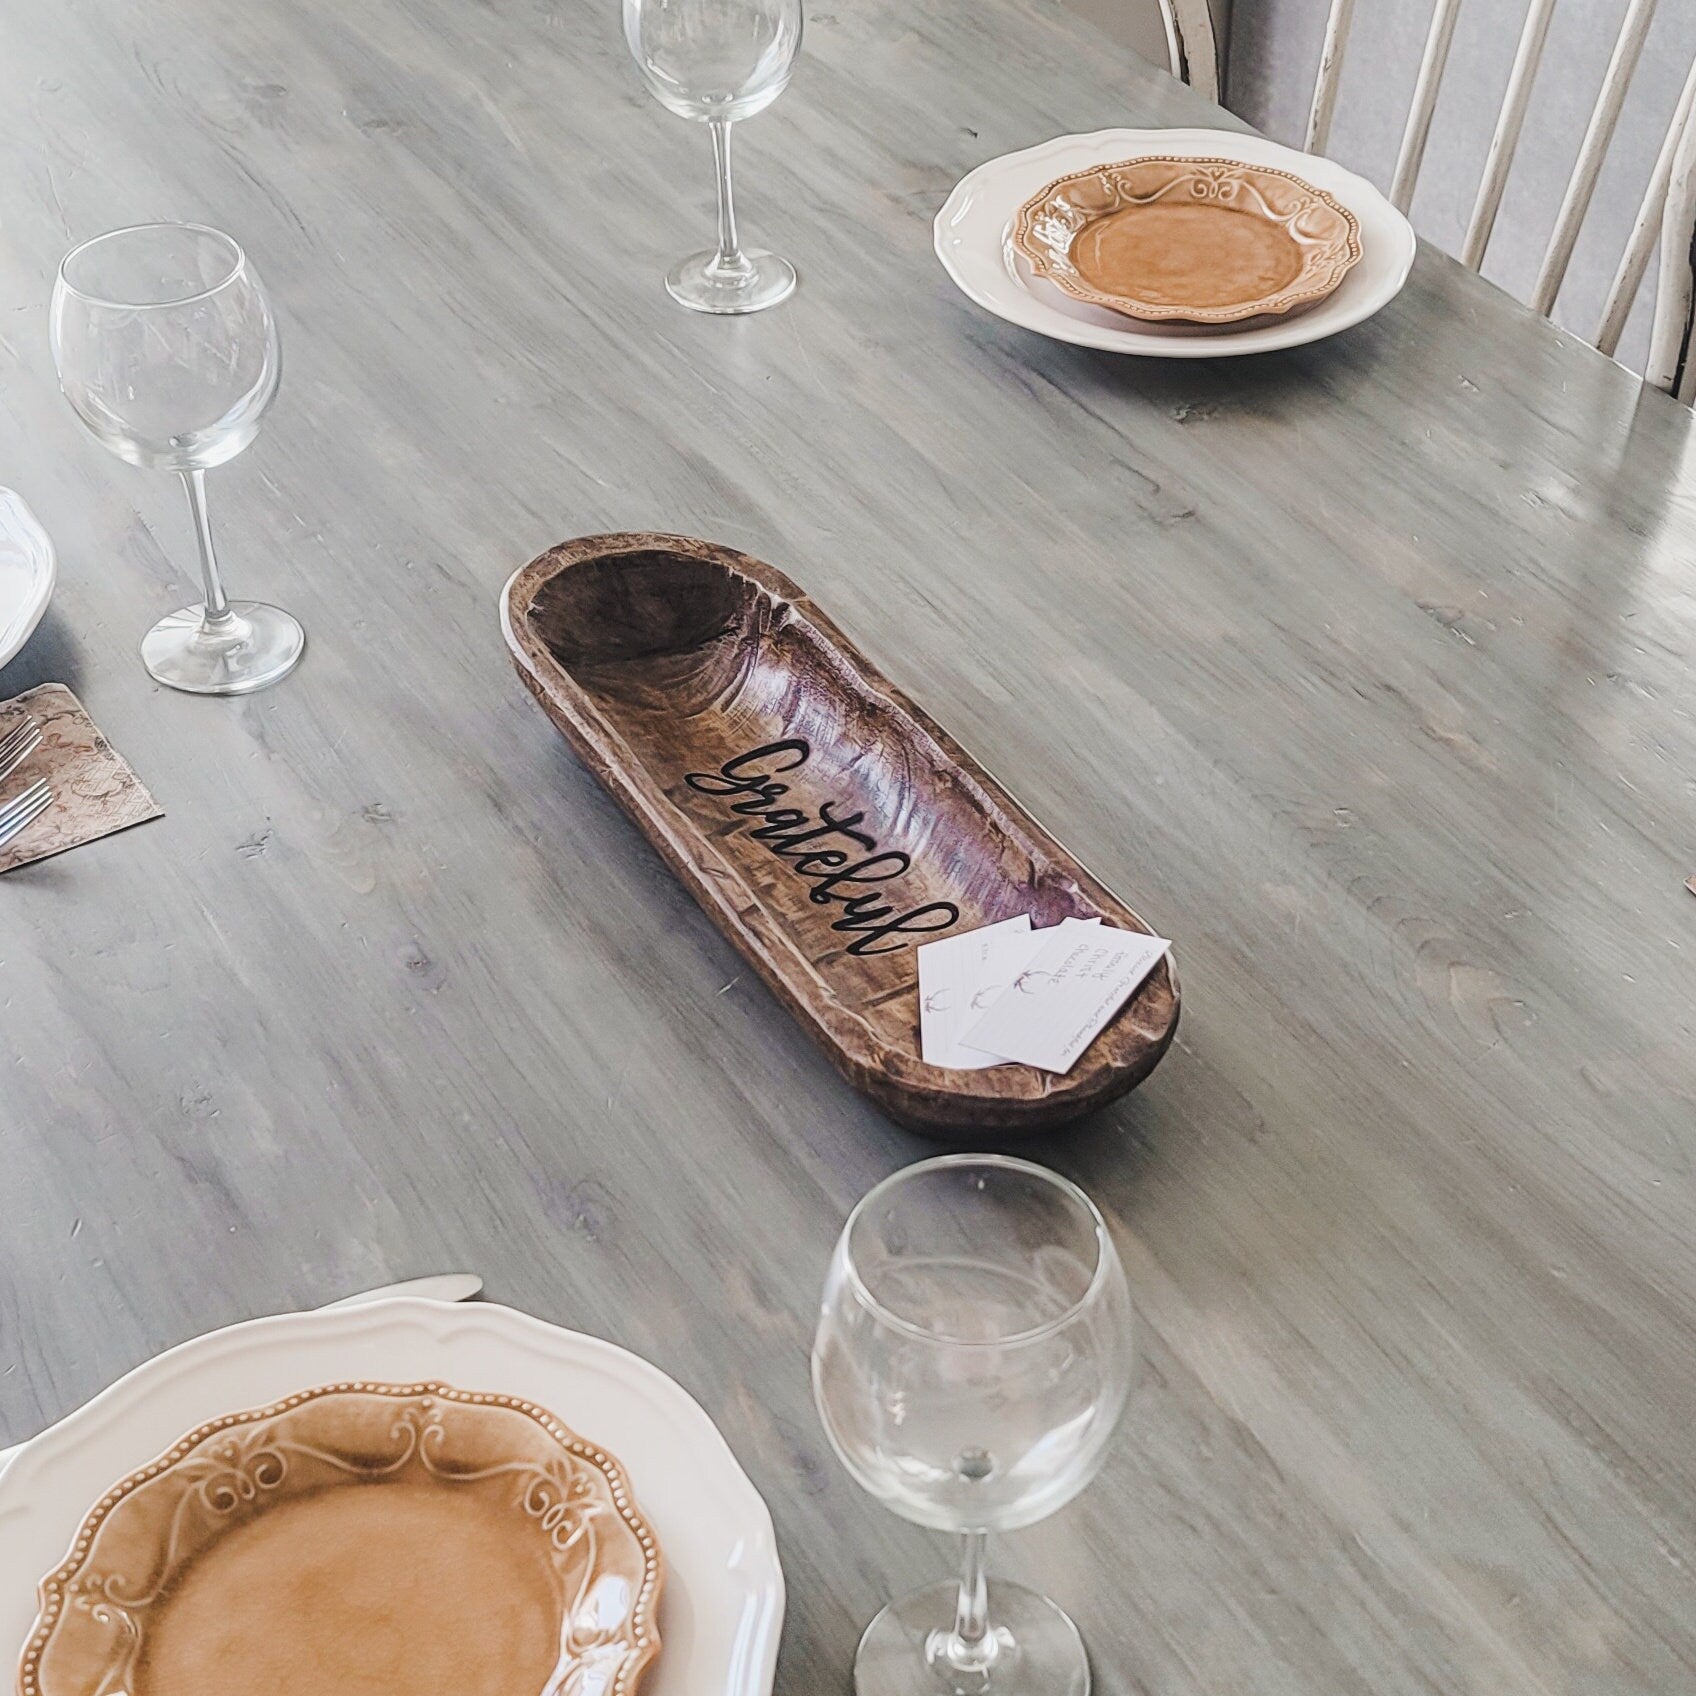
[1011, 154, 1363, 325]
[19, 1380, 662, 1696]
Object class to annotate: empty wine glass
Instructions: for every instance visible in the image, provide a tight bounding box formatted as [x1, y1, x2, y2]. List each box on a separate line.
[50, 223, 304, 694]
[623, 0, 801, 314]
[812, 1155, 1133, 1696]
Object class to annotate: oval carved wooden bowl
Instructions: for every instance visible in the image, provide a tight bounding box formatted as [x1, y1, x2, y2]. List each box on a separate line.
[502, 534, 1179, 1133]
[20, 1381, 662, 1696]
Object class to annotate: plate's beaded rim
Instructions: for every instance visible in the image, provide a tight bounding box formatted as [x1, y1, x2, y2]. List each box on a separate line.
[18, 1379, 662, 1696]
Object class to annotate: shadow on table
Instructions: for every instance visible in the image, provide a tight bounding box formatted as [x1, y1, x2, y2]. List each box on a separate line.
[915, 1066, 1173, 1197]
[2, 605, 88, 702]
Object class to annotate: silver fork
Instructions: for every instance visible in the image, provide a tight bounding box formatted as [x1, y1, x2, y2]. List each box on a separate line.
[0, 778, 53, 848]
[0, 717, 42, 784]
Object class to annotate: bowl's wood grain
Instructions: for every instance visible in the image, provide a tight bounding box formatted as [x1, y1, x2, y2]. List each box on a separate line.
[503, 534, 1179, 1133]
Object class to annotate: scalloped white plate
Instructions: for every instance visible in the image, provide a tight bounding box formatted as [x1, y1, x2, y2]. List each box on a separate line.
[935, 127, 1416, 357]
[0, 1299, 784, 1696]
[0, 491, 54, 671]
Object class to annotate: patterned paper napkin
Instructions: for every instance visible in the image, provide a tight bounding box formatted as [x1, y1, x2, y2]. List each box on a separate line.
[0, 683, 162, 872]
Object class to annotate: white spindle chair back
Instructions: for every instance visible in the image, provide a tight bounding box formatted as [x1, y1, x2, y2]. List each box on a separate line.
[1155, 0, 1696, 396]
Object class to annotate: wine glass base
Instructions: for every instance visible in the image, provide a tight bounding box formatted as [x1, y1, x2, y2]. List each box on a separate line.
[853, 1580, 1090, 1696]
[665, 249, 796, 314]
[141, 601, 305, 695]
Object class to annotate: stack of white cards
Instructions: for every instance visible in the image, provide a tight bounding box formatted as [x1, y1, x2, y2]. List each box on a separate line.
[917, 914, 1170, 1075]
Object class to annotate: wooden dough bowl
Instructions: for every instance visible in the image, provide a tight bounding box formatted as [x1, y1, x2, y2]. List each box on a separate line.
[503, 534, 1179, 1134]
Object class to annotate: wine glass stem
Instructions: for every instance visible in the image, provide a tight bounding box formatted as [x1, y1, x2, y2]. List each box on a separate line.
[708, 118, 749, 277]
[937, 1529, 998, 1679]
[181, 469, 235, 630]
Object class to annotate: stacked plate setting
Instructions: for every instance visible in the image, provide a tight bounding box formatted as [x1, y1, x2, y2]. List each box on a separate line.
[934, 127, 1417, 357]
[0, 1299, 784, 1696]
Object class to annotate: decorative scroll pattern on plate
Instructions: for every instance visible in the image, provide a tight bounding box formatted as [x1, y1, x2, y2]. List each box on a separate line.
[1012, 155, 1363, 324]
[20, 1381, 661, 1696]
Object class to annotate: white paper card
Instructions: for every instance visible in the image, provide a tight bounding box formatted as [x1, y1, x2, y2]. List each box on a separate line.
[917, 916, 1033, 1069]
[966, 921, 1103, 1058]
[918, 916, 1101, 1069]
[960, 926, 1170, 1074]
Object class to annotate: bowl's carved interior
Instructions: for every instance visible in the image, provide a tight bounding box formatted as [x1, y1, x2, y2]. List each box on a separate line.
[528, 547, 1110, 1041]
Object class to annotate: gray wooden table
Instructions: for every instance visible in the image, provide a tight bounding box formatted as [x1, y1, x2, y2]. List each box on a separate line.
[2, 0, 1694, 1689]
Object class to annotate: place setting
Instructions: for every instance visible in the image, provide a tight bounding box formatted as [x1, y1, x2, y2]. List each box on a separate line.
[0, 222, 306, 871]
[0, 1279, 780, 1696]
[934, 125, 1417, 358]
[2, 1151, 1132, 1696]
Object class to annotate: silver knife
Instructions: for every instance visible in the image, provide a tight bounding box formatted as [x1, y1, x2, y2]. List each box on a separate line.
[0, 1272, 482, 1469]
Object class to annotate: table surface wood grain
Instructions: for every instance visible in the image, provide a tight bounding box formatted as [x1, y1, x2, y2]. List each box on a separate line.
[2, 0, 1693, 1691]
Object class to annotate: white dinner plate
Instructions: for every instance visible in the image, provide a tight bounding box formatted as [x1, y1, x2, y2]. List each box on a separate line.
[0, 1299, 784, 1696]
[0, 491, 54, 672]
[934, 127, 1417, 357]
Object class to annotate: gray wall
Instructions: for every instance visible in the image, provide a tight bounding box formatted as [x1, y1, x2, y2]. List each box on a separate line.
[1227, 0, 1696, 372]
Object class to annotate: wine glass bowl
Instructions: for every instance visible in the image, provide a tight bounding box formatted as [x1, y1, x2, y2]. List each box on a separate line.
[51, 224, 279, 473]
[623, 0, 801, 313]
[813, 1155, 1133, 1696]
[50, 223, 304, 695]
[624, 0, 798, 120]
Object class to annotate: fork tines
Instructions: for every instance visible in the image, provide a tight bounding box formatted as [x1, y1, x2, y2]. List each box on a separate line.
[0, 777, 53, 848]
[0, 717, 42, 783]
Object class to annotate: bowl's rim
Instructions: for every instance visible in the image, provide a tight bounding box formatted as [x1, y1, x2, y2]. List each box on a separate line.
[1010, 153, 1365, 325]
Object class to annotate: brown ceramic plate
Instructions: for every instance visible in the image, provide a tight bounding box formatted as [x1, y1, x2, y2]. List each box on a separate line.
[1011, 155, 1363, 325]
[19, 1381, 662, 1696]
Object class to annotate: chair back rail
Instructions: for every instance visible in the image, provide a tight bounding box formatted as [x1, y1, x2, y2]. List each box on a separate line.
[1530, 0, 1658, 312]
[1459, 0, 1560, 268]
[1160, 0, 1220, 104]
[1391, 0, 1465, 210]
[1648, 96, 1696, 401]
[1599, 54, 1696, 357]
[1305, 0, 1359, 154]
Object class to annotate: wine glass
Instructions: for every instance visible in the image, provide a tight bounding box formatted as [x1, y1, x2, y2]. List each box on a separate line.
[812, 1155, 1134, 1696]
[50, 223, 304, 694]
[623, 0, 801, 314]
